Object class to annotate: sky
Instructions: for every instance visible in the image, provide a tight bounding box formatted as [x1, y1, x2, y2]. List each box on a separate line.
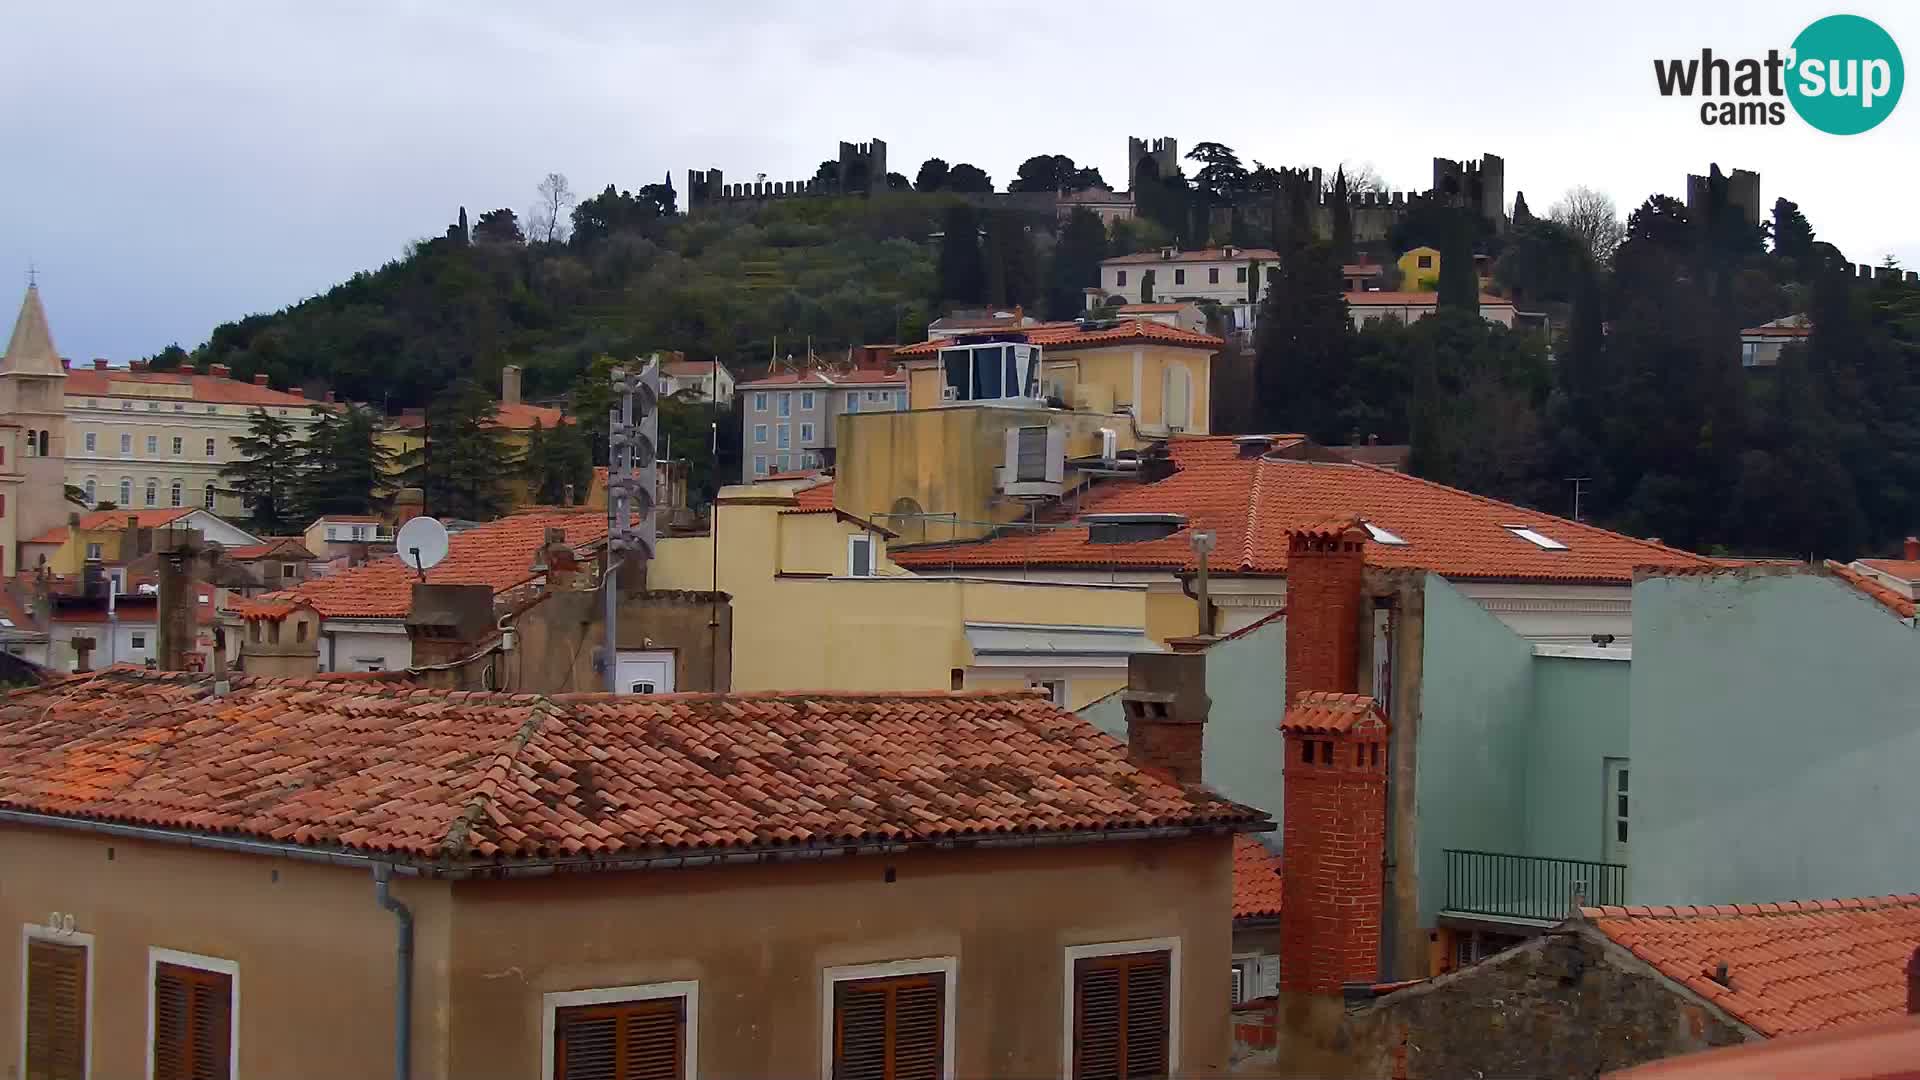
[4, 0, 1917, 362]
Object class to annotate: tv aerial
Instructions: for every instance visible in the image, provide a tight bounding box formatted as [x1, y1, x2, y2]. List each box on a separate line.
[394, 517, 450, 581]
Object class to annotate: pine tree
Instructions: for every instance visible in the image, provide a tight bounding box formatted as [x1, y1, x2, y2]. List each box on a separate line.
[1771, 197, 1816, 260]
[1330, 168, 1354, 263]
[522, 419, 594, 506]
[1511, 192, 1534, 226]
[1046, 207, 1109, 319]
[936, 205, 986, 308]
[1252, 241, 1353, 437]
[1436, 211, 1480, 312]
[221, 407, 304, 534]
[295, 404, 398, 522]
[401, 379, 517, 521]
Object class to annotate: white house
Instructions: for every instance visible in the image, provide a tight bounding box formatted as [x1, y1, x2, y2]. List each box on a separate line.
[1099, 246, 1279, 306]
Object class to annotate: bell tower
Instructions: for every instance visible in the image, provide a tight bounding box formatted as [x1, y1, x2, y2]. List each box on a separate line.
[1, 282, 72, 574]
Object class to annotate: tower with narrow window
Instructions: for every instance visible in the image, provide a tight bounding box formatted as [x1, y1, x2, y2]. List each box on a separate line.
[0, 284, 71, 574]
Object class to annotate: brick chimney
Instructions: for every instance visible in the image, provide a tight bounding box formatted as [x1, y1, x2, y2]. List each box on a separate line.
[209, 363, 229, 378]
[1905, 536, 1919, 562]
[1120, 651, 1209, 785]
[289, 387, 305, 398]
[252, 373, 270, 386]
[1285, 518, 1367, 702]
[93, 359, 108, 370]
[501, 364, 522, 407]
[1278, 517, 1389, 997]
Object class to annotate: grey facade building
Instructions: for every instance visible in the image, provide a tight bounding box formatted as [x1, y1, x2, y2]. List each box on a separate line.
[739, 369, 908, 480]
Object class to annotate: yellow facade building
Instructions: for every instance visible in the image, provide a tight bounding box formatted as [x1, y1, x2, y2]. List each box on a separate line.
[648, 477, 1156, 708]
[376, 365, 569, 507]
[1398, 246, 1442, 291]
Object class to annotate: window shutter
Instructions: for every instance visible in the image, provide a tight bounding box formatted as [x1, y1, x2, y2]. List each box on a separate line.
[1073, 951, 1171, 1080]
[26, 940, 86, 1080]
[555, 998, 685, 1080]
[153, 962, 231, 1080]
[834, 974, 944, 1080]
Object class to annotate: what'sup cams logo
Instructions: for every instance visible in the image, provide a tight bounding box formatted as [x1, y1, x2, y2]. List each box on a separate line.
[1654, 14, 1903, 133]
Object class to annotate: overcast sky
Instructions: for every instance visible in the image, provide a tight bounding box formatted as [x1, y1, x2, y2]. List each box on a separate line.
[4, 1, 1916, 362]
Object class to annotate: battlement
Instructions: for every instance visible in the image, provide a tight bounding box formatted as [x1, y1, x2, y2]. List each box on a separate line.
[1126, 136, 1180, 187]
[1686, 165, 1762, 227]
[1430, 153, 1506, 227]
[1853, 263, 1920, 285]
[687, 137, 887, 212]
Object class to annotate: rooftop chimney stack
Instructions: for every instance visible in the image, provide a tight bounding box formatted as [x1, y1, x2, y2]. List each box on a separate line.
[1120, 652, 1210, 786]
[1278, 517, 1389, 998]
[71, 635, 95, 674]
[1905, 536, 1919, 562]
[502, 364, 522, 407]
[252, 373, 269, 386]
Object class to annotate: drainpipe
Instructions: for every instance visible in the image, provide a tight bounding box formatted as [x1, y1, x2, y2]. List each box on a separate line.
[372, 862, 413, 1080]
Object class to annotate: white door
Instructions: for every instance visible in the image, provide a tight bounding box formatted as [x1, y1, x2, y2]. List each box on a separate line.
[615, 650, 675, 695]
[1604, 758, 1630, 864]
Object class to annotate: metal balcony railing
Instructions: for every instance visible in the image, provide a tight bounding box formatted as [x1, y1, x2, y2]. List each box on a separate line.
[1443, 849, 1627, 923]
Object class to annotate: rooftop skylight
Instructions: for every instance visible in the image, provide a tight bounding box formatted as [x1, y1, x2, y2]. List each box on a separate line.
[1506, 526, 1569, 551]
[1363, 522, 1408, 546]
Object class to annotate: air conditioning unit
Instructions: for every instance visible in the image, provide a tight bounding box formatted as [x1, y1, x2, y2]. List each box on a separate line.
[1001, 425, 1066, 498]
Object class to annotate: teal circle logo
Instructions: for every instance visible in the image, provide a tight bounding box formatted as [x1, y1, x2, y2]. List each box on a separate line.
[1788, 14, 1903, 134]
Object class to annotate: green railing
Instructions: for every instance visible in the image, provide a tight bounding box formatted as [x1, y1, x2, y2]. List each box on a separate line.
[1443, 849, 1626, 922]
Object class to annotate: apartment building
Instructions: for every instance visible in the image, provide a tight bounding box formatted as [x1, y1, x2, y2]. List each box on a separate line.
[738, 367, 907, 479]
[1099, 245, 1279, 306]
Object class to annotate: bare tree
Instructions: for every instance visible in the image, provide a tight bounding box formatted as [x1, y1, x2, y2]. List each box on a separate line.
[528, 172, 575, 245]
[1549, 186, 1625, 268]
[1324, 161, 1387, 195]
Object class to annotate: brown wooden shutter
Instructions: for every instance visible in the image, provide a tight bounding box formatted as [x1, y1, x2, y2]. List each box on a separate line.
[1072, 951, 1171, 1080]
[153, 962, 232, 1080]
[833, 974, 945, 1080]
[25, 940, 87, 1080]
[555, 997, 685, 1080]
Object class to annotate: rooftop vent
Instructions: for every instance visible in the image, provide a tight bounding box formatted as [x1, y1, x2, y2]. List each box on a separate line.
[1085, 512, 1187, 545]
[1235, 435, 1276, 458]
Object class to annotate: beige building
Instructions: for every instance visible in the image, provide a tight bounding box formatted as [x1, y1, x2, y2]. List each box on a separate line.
[1740, 313, 1811, 368]
[0, 286, 77, 577]
[1344, 291, 1519, 329]
[0, 669, 1263, 1080]
[1099, 246, 1279, 306]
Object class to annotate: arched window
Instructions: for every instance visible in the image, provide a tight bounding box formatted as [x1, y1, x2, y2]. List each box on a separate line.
[23, 429, 34, 457]
[204, 483, 216, 510]
[169, 480, 183, 507]
[144, 479, 157, 506]
[83, 479, 96, 505]
[38, 430, 49, 456]
[119, 478, 132, 505]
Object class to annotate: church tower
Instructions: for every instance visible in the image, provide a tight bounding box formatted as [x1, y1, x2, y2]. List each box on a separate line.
[0, 283, 71, 575]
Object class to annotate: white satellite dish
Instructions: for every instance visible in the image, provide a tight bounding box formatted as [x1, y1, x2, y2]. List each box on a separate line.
[394, 517, 450, 579]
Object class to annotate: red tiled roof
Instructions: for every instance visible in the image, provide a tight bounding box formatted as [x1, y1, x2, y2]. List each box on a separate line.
[0, 673, 1266, 867]
[1102, 247, 1280, 265]
[223, 538, 316, 561]
[1582, 895, 1920, 1037]
[26, 507, 196, 545]
[1606, 1015, 1920, 1080]
[889, 436, 1713, 584]
[1344, 291, 1513, 306]
[662, 358, 727, 378]
[265, 509, 611, 619]
[894, 319, 1222, 358]
[1824, 561, 1917, 619]
[1342, 263, 1385, 276]
[1740, 325, 1812, 338]
[758, 469, 824, 484]
[1233, 835, 1284, 919]
[1116, 303, 1194, 313]
[739, 368, 905, 388]
[1280, 692, 1386, 734]
[789, 479, 835, 513]
[1856, 558, 1920, 583]
[63, 368, 317, 408]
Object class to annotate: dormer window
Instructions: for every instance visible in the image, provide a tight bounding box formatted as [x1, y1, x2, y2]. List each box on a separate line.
[1505, 525, 1568, 550]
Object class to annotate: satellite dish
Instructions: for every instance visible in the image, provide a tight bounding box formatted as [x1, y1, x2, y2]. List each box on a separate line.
[394, 517, 450, 579]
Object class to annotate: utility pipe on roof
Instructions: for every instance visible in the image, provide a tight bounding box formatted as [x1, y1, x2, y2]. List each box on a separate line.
[372, 862, 414, 1080]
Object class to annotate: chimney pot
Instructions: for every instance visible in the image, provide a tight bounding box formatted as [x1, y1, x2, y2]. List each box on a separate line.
[209, 363, 229, 378]
[253, 373, 270, 386]
[60, 357, 69, 370]
[1284, 521, 1368, 703]
[129, 360, 148, 372]
[93, 359, 108, 370]
[289, 387, 304, 398]
[502, 364, 523, 407]
[325, 390, 336, 403]
[1905, 537, 1919, 562]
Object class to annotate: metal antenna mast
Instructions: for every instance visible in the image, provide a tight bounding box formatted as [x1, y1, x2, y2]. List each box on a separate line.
[601, 356, 661, 692]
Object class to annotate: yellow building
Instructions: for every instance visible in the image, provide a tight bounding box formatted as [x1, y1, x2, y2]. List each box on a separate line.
[835, 319, 1221, 544]
[648, 476, 1157, 708]
[377, 365, 569, 506]
[1398, 246, 1442, 291]
[21, 507, 261, 578]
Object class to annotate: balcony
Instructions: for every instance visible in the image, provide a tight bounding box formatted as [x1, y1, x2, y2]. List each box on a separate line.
[1442, 849, 1626, 924]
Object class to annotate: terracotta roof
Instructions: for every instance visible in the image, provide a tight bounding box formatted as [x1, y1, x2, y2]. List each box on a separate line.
[662, 359, 728, 378]
[63, 368, 317, 408]
[1856, 558, 1920, 583]
[25, 507, 198, 545]
[739, 368, 905, 388]
[1342, 263, 1385, 276]
[1582, 895, 1920, 1038]
[1344, 291, 1513, 306]
[1606, 1015, 1920, 1080]
[1824, 561, 1917, 619]
[1741, 325, 1813, 339]
[265, 509, 611, 619]
[313, 514, 382, 524]
[789, 479, 835, 513]
[1116, 303, 1195, 313]
[1102, 247, 1280, 265]
[889, 436, 1713, 584]
[223, 539, 317, 561]
[1279, 692, 1386, 734]
[757, 469, 824, 484]
[894, 319, 1222, 358]
[1233, 835, 1285, 919]
[0, 673, 1266, 868]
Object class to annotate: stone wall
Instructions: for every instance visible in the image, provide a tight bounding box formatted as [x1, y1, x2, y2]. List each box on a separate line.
[1347, 929, 1752, 1079]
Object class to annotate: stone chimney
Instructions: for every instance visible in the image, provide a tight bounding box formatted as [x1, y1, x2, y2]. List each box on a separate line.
[1119, 651, 1209, 785]
[1278, 517, 1389, 997]
[501, 364, 522, 407]
[405, 583, 497, 667]
[71, 635, 95, 674]
[534, 527, 582, 590]
[1905, 536, 1919, 562]
[1284, 518, 1367, 702]
[157, 533, 199, 671]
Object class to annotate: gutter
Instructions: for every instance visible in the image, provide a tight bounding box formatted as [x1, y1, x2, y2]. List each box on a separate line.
[372, 863, 413, 1080]
[0, 808, 1267, 880]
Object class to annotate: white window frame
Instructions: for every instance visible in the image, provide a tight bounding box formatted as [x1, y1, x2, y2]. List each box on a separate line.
[541, 979, 699, 1080]
[753, 424, 767, 444]
[86, 542, 103, 561]
[753, 392, 768, 412]
[847, 533, 873, 577]
[171, 437, 183, 456]
[120, 434, 132, 456]
[84, 432, 96, 453]
[819, 957, 957, 1080]
[146, 436, 158, 454]
[895, 390, 908, 410]
[22, 921, 95, 1080]
[777, 424, 790, 450]
[800, 391, 815, 410]
[145, 947, 238, 1080]
[753, 455, 768, 477]
[1028, 677, 1068, 706]
[1060, 937, 1182, 1080]
[778, 392, 791, 417]
[846, 392, 860, 414]
[204, 438, 216, 458]
[799, 422, 814, 444]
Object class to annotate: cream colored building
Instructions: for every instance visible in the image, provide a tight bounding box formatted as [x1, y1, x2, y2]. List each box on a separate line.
[0, 286, 72, 577]
[0, 286, 327, 534]
[1099, 245, 1279, 306]
[1344, 291, 1518, 329]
